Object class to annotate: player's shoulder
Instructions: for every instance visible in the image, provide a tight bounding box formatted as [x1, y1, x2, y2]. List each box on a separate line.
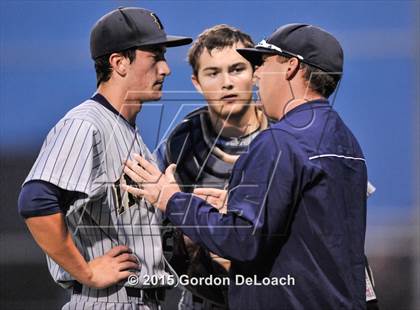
[163, 106, 207, 165]
[184, 106, 208, 119]
[58, 99, 106, 130]
[252, 125, 300, 149]
[41, 100, 103, 144]
[171, 106, 207, 135]
[242, 125, 312, 168]
[64, 99, 101, 121]
[166, 106, 207, 146]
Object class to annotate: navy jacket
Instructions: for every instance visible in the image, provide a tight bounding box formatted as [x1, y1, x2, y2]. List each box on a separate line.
[167, 100, 367, 309]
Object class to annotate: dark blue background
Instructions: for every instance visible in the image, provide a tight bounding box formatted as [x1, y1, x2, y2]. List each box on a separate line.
[1, 0, 416, 212]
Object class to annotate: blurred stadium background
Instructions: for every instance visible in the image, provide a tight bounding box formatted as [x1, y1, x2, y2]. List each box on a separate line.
[0, 1, 418, 309]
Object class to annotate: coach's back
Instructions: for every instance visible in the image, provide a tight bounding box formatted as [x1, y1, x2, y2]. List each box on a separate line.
[228, 99, 367, 309]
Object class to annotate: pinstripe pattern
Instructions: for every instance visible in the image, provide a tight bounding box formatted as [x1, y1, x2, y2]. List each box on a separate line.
[25, 99, 172, 307]
[63, 291, 160, 309]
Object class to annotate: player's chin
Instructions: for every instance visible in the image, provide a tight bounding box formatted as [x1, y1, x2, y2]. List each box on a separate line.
[224, 100, 250, 113]
[151, 85, 164, 99]
[142, 91, 163, 102]
[261, 104, 279, 120]
[211, 101, 247, 118]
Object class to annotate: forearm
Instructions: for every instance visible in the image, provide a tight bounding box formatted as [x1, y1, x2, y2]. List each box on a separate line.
[25, 213, 92, 285]
[21, 183, 139, 289]
[166, 192, 262, 262]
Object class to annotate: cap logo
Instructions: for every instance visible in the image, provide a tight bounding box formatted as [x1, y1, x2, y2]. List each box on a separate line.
[257, 40, 304, 60]
[150, 13, 163, 30]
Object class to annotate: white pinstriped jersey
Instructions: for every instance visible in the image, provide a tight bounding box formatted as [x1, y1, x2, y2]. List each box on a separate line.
[24, 98, 173, 302]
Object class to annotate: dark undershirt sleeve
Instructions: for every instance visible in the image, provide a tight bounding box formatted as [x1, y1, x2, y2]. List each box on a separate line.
[18, 180, 82, 219]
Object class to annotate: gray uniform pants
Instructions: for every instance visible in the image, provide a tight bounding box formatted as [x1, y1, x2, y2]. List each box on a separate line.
[62, 285, 161, 310]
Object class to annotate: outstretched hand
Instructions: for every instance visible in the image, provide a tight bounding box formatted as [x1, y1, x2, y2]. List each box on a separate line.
[193, 188, 228, 214]
[86, 245, 139, 289]
[123, 154, 181, 212]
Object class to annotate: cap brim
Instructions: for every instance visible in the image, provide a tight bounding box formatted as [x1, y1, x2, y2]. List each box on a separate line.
[237, 47, 279, 66]
[164, 35, 193, 47]
[139, 35, 192, 48]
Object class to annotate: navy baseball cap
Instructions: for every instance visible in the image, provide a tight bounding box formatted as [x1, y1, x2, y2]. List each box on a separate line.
[237, 23, 343, 73]
[90, 7, 192, 59]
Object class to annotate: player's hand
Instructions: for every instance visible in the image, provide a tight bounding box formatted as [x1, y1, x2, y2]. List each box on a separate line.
[209, 252, 231, 271]
[85, 245, 139, 289]
[183, 235, 200, 258]
[193, 188, 228, 214]
[123, 154, 181, 212]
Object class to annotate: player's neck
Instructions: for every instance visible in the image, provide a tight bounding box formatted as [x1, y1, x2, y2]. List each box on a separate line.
[278, 90, 325, 120]
[209, 104, 265, 138]
[97, 85, 141, 124]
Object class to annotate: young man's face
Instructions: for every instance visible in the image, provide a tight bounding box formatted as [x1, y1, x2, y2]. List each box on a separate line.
[192, 43, 254, 120]
[125, 47, 171, 102]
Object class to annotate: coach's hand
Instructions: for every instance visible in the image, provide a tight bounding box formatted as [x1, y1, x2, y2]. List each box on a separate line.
[193, 188, 228, 214]
[85, 245, 139, 289]
[123, 154, 181, 212]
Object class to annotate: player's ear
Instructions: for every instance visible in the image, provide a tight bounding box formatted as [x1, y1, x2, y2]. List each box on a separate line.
[191, 75, 203, 94]
[109, 53, 128, 77]
[285, 57, 300, 80]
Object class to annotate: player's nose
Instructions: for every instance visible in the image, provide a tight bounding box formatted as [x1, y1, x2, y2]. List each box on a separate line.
[159, 60, 171, 77]
[221, 72, 234, 90]
[254, 65, 262, 80]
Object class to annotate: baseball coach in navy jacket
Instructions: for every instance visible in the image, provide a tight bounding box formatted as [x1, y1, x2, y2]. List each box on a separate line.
[124, 24, 367, 310]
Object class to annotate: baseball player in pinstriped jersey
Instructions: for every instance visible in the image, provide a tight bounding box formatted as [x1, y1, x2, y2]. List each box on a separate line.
[18, 7, 191, 309]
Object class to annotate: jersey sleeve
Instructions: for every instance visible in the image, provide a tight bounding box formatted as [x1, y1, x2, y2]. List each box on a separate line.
[24, 118, 105, 198]
[166, 129, 312, 262]
[18, 180, 83, 218]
